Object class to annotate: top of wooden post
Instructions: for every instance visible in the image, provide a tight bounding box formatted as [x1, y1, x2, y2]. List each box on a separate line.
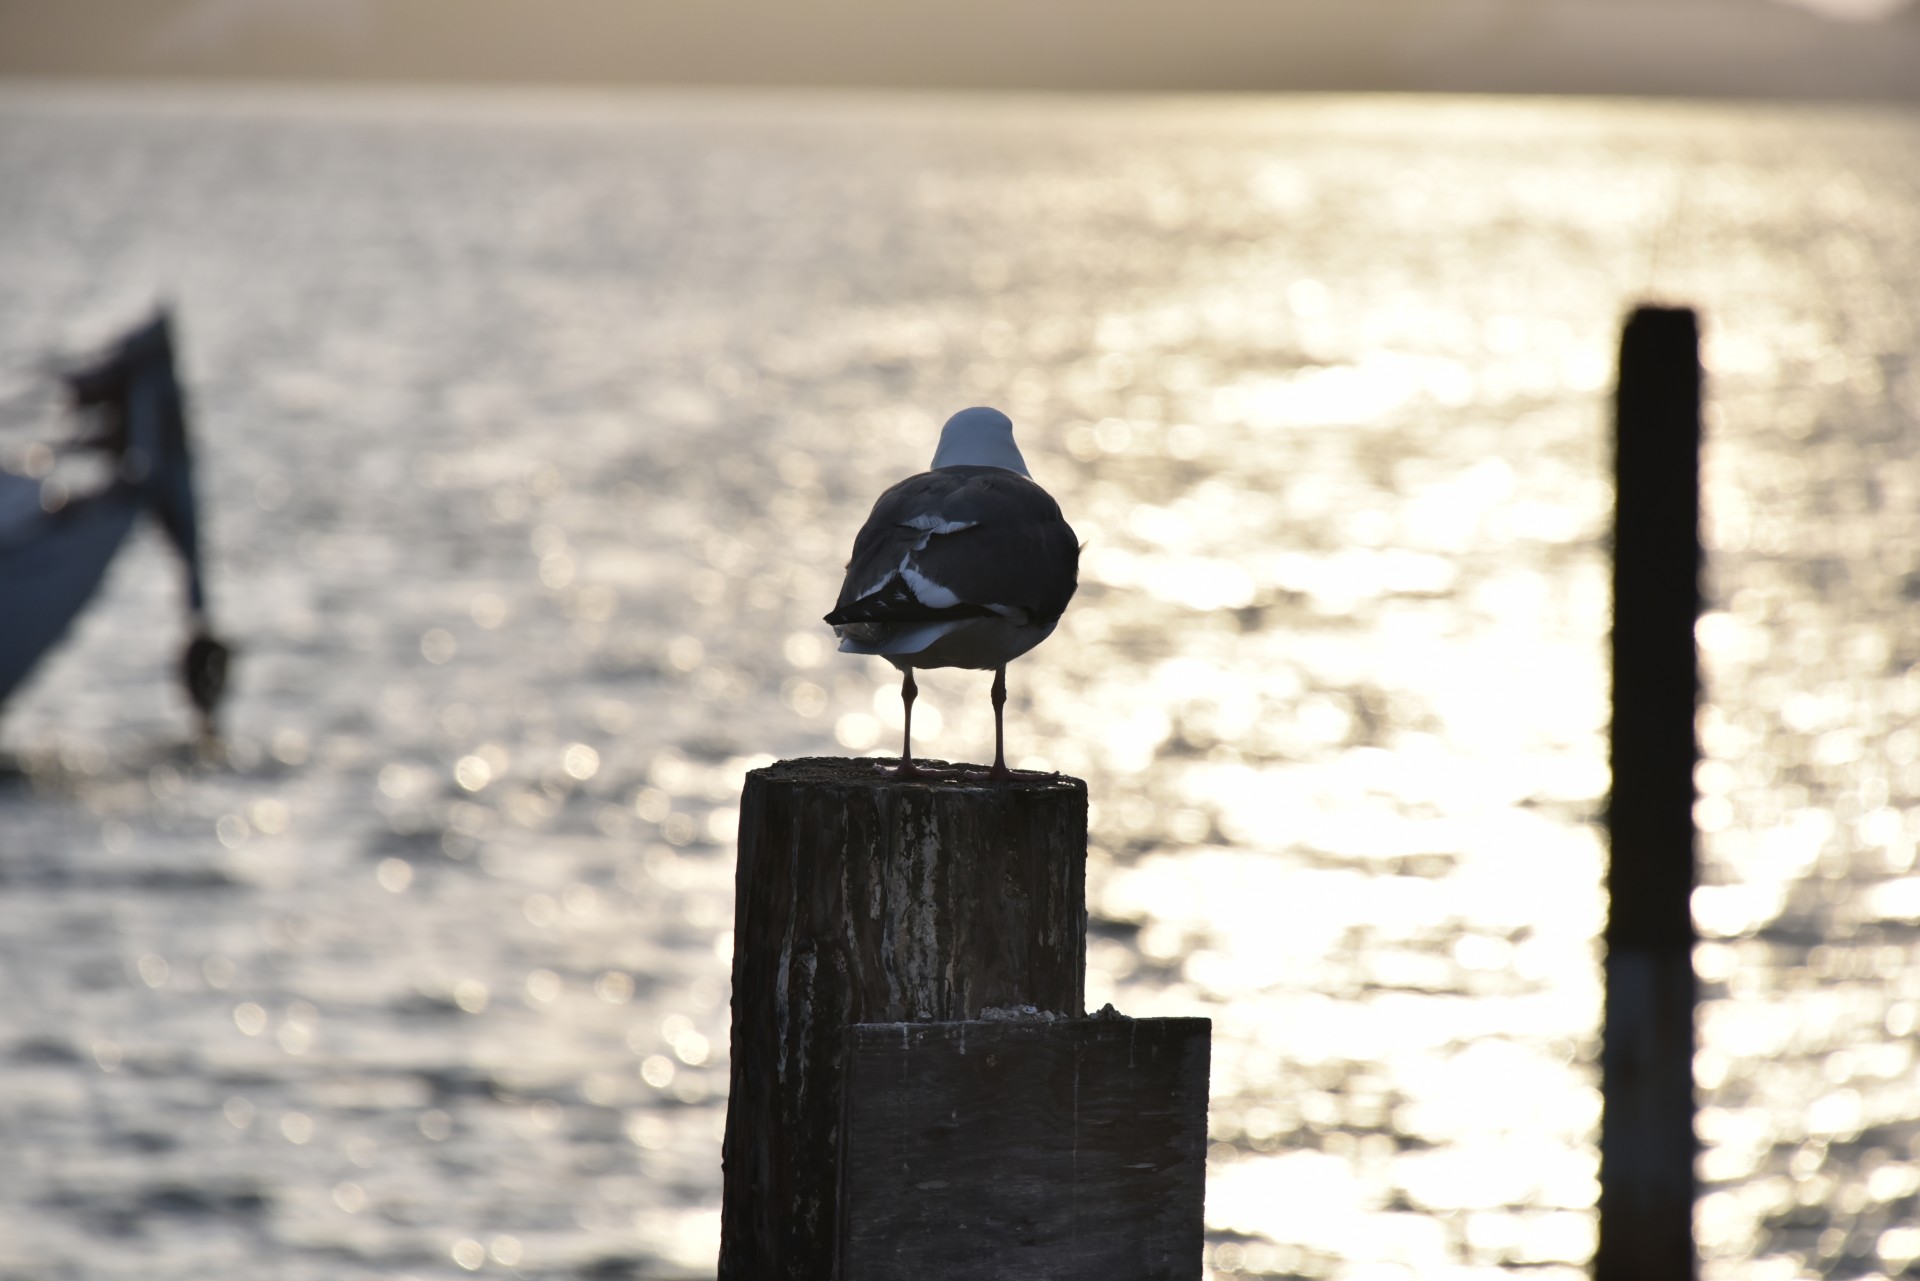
[750, 755, 1087, 799]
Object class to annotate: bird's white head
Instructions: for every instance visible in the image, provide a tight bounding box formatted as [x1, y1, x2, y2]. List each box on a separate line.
[929, 406, 1030, 477]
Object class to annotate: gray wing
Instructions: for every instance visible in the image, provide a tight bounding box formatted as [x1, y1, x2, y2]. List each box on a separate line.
[827, 466, 1078, 627]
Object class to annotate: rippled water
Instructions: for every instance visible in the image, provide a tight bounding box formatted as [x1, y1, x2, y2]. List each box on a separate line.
[1, 84, 1917, 1281]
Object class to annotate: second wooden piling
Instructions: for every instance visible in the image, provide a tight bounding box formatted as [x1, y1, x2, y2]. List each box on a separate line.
[1598, 304, 1702, 1281]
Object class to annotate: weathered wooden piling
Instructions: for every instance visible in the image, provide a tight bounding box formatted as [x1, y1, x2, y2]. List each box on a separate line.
[719, 756, 1209, 1279]
[1598, 305, 1702, 1281]
[719, 757, 1090, 1278]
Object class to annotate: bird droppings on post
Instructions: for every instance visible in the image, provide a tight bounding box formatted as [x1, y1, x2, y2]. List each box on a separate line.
[976, 1004, 1064, 1022]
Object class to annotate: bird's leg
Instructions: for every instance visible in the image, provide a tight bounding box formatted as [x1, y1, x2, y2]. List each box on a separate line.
[894, 669, 923, 777]
[987, 665, 1011, 780]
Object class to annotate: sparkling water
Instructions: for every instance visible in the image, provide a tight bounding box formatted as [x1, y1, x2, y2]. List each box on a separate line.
[1, 83, 1917, 1281]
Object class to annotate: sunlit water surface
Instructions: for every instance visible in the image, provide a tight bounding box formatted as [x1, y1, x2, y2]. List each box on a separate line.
[1, 84, 1917, 1281]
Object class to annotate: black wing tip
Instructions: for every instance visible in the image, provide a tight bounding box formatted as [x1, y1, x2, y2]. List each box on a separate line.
[826, 594, 998, 627]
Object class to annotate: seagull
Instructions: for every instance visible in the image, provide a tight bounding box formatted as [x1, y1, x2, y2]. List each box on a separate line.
[825, 407, 1078, 779]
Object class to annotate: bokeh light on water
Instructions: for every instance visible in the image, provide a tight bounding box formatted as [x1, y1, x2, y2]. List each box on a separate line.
[1, 85, 1917, 1279]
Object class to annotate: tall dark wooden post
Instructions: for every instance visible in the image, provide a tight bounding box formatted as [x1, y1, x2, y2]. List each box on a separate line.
[719, 758, 1089, 1279]
[1597, 306, 1702, 1281]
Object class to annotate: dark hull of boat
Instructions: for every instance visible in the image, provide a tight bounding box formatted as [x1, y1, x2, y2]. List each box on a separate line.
[0, 311, 210, 716]
[0, 473, 144, 707]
